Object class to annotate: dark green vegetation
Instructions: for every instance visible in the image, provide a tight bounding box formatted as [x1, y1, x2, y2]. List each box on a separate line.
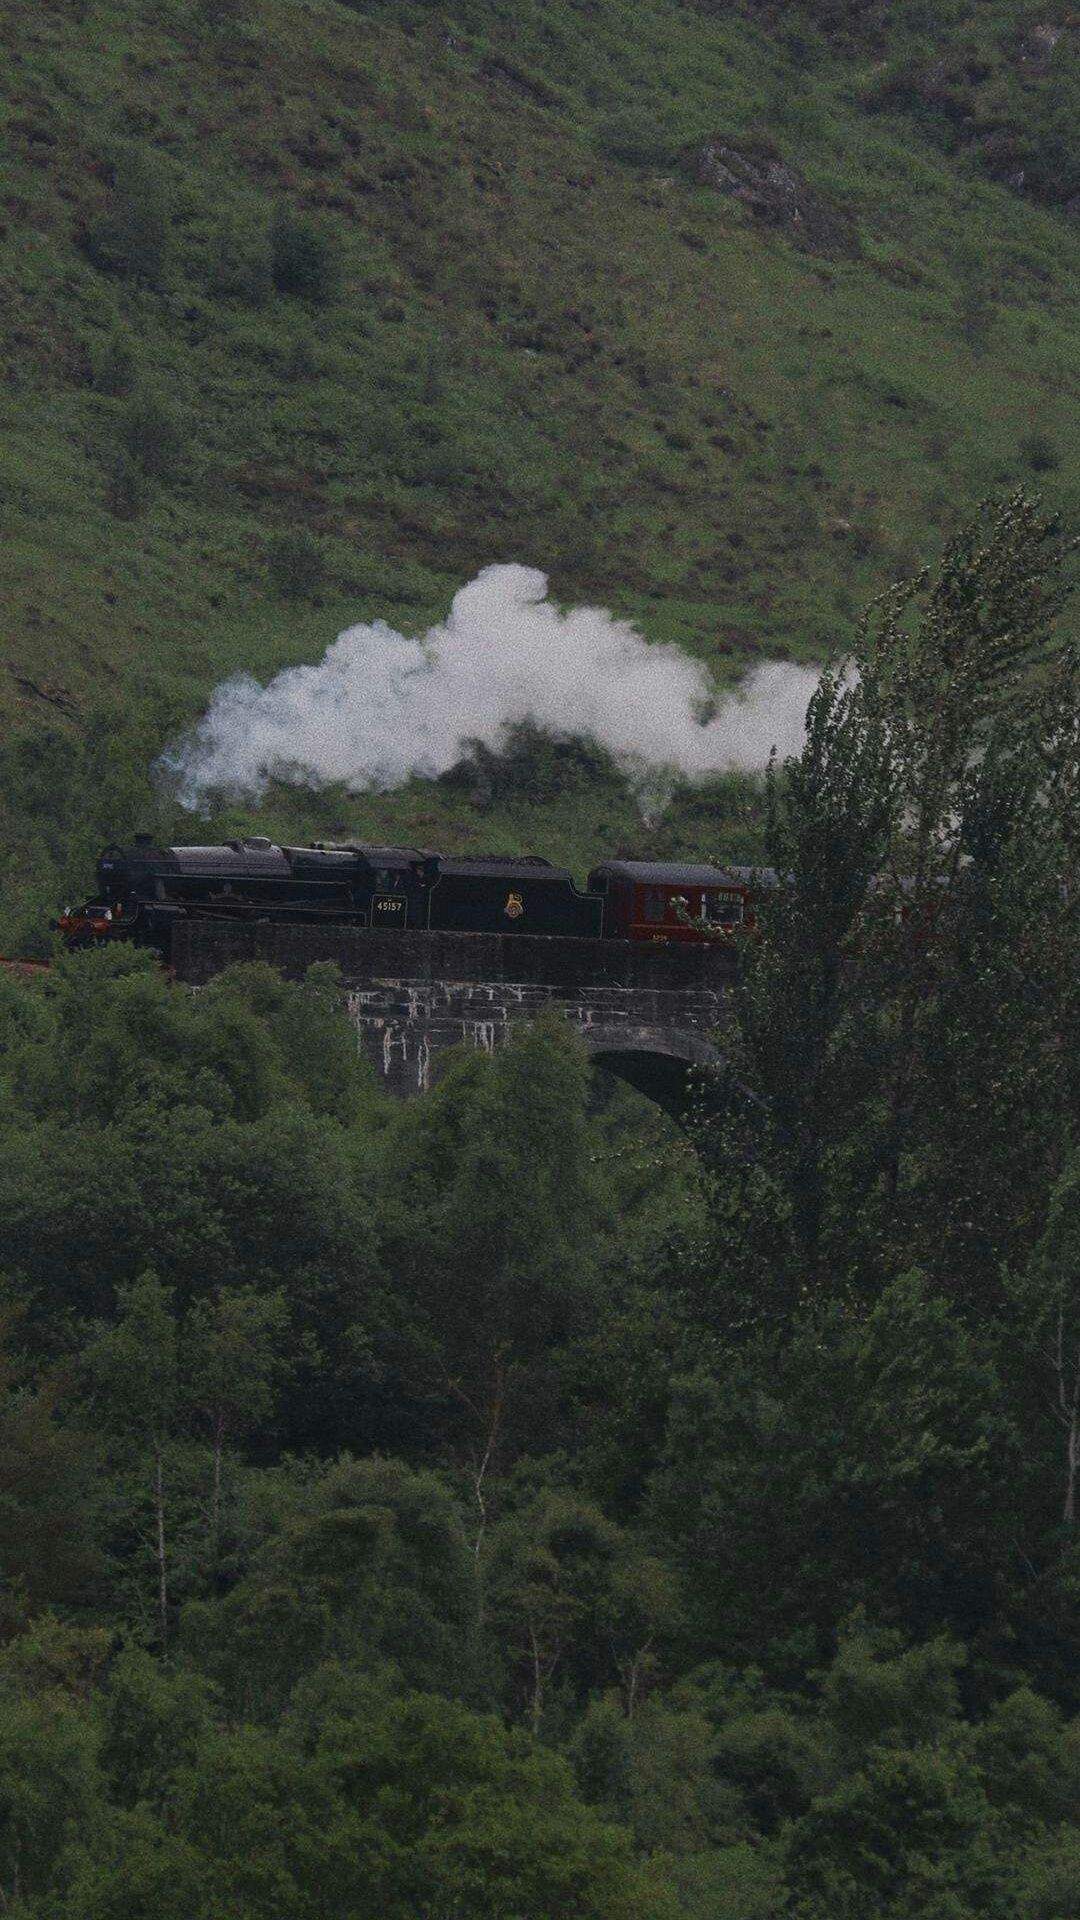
[1, 498, 1078, 1915]
[3, 0, 1080, 940]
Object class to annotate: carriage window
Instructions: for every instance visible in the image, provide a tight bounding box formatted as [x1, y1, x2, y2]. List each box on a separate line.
[705, 890, 744, 925]
[642, 888, 665, 922]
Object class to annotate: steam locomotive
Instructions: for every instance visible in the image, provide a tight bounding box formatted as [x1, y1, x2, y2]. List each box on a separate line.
[56, 837, 759, 953]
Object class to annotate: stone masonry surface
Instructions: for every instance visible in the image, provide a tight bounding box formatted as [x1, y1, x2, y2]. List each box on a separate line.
[171, 920, 737, 1103]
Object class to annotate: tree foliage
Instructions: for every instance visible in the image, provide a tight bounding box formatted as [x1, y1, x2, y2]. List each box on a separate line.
[0, 498, 1078, 1913]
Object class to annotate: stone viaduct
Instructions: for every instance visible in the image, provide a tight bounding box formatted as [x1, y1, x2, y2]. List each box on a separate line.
[172, 919, 739, 1117]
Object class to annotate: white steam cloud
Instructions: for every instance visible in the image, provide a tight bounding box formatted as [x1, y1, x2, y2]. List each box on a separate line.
[161, 564, 821, 812]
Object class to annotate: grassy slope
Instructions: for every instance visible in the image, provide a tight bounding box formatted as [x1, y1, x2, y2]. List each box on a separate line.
[1, 0, 1079, 937]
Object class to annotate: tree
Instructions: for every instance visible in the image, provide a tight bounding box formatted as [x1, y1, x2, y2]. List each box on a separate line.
[382, 1018, 612, 1538]
[851, 493, 1077, 1217]
[783, 1743, 996, 1920]
[715, 493, 1079, 1309]
[182, 1456, 479, 1714]
[0, 1327, 102, 1626]
[819, 1618, 965, 1768]
[730, 662, 897, 1286]
[485, 1492, 680, 1730]
[0, 953, 385, 1457]
[974, 1686, 1080, 1836]
[1015, 1827, 1080, 1920]
[57, 1809, 213, 1920]
[1011, 1155, 1080, 1527]
[647, 1273, 1015, 1664]
[0, 1614, 110, 1709]
[203, 961, 380, 1125]
[97, 1646, 214, 1814]
[182, 1286, 291, 1567]
[0, 1690, 101, 1910]
[288, 1672, 682, 1920]
[82, 1274, 180, 1651]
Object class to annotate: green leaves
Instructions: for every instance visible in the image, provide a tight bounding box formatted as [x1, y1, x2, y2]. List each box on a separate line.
[784, 1742, 993, 1920]
[0, 1365, 102, 1626]
[83, 1275, 180, 1455]
[184, 1456, 479, 1710]
[1, 546, 1079, 1920]
[380, 1015, 611, 1470]
[0, 1689, 102, 1912]
[647, 1276, 1013, 1662]
[853, 493, 1077, 901]
[485, 1490, 681, 1728]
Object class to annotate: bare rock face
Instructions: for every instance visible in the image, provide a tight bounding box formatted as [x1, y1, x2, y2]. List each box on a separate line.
[693, 135, 860, 256]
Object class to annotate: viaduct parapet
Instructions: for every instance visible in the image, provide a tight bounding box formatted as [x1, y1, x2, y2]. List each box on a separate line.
[171, 920, 738, 1115]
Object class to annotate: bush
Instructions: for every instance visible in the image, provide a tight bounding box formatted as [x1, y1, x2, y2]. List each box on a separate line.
[118, 391, 187, 482]
[440, 721, 621, 809]
[270, 212, 340, 304]
[82, 155, 170, 286]
[952, 253, 997, 357]
[196, 0, 244, 24]
[88, 331, 137, 397]
[1020, 431, 1059, 475]
[105, 455, 147, 520]
[282, 335, 319, 381]
[594, 111, 678, 169]
[419, 341, 445, 404]
[205, 218, 272, 306]
[267, 529, 326, 599]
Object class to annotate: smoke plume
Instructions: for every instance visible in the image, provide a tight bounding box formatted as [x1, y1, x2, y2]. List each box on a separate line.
[161, 564, 820, 810]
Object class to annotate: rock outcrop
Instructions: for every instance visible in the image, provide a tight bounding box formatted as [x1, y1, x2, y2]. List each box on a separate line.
[692, 135, 860, 256]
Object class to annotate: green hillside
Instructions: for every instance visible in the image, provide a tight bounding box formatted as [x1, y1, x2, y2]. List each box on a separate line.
[2, 0, 1079, 941]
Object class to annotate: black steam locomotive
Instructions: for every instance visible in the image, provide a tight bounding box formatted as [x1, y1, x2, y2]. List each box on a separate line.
[57, 837, 759, 953]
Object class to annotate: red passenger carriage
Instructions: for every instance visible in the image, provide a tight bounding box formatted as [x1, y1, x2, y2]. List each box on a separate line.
[585, 860, 757, 942]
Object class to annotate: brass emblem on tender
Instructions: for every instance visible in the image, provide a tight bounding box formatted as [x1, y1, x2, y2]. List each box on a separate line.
[504, 891, 524, 920]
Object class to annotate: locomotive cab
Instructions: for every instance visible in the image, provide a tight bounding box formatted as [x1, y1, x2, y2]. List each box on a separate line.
[334, 844, 439, 930]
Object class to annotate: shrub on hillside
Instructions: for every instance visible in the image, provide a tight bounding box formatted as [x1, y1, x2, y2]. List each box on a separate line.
[118, 390, 188, 483]
[439, 721, 621, 809]
[267, 529, 326, 599]
[88, 331, 137, 397]
[205, 217, 272, 306]
[105, 454, 147, 520]
[196, 0, 244, 25]
[953, 258, 997, 358]
[594, 111, 679, 169]
[282, 335, 319, 381]
[82, 154, 171, 287]
[1020, 431, 1059, 475]
[270, 212, 340, 304]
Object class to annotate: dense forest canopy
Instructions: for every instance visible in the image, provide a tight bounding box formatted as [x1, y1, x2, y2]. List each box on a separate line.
[0, 497, 1078, 1915]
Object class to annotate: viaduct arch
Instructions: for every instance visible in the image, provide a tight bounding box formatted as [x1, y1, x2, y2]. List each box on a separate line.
[579, 1024, 724, 1116]
[171, 920, 738, 1119]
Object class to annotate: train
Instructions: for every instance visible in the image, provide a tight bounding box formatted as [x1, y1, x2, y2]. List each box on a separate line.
[56, 838, 761, 954]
